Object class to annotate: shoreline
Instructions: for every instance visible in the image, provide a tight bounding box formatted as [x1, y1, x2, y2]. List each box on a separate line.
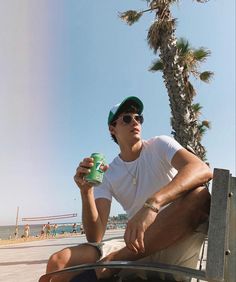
[0, 228, 124, 247]
[0, 232, 82, 246]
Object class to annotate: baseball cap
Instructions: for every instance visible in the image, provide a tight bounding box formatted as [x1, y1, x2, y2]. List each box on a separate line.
[108, 96, 143, 125]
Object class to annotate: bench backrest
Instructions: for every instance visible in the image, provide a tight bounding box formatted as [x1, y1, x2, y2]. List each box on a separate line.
[206, 168, 236, 282]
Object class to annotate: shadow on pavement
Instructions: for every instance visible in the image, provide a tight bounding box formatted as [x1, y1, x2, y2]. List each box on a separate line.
[0, 242, 79, 250]
[0, 259, 48, 266]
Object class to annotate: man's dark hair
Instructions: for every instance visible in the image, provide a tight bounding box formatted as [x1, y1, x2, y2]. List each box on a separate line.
[110, 102, 139, 144]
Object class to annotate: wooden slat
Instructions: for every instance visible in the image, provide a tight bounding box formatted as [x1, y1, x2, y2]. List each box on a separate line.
[206, 168, 230, 281]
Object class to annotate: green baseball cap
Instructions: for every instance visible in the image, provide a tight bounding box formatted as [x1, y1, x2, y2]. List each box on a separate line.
[108, 96, 143, 125]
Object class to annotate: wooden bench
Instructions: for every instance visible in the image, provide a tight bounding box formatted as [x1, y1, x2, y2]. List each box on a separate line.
[39, 168, 236, 282]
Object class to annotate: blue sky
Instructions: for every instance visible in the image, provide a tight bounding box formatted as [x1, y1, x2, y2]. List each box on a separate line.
[0, 0, 235, 226]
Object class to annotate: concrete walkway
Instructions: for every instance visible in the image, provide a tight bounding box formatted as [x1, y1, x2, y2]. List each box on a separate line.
[0, 230, 207, 282]
[0, 230, 124, 282]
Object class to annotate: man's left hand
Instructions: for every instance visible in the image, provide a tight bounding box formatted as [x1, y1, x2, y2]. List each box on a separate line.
[124, 207, 158, 254]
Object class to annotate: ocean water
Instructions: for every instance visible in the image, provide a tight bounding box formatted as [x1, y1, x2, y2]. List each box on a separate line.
[0, 223, 82, 240]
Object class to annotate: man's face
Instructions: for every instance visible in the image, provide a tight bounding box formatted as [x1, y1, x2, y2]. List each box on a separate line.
[109, 112, 143, 144]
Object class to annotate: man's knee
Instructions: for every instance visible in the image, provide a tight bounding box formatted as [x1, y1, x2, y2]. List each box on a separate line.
[191, 187, 210, 212]
[47, 248, 70, 273]
[46, 244, 101, 273]
[185, 187, 211, 226]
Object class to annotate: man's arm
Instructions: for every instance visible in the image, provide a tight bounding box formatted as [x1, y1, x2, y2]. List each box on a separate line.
[81, 192, 110, 242]
[146, 148, 213, 208]
[74, 157, 110, 243]
[124, 148, 212, 254]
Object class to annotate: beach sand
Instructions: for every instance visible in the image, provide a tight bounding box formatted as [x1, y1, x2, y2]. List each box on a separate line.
[0, 233, 80, 246]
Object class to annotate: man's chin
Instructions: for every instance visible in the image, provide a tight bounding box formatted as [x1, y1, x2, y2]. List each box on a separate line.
[131, 135, 141, 143]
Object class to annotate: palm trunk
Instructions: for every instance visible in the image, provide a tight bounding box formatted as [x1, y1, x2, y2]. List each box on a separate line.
[151, 1, 206, 159]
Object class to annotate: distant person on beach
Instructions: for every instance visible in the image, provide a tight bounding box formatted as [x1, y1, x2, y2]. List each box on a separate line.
[23, 224, 30, 239]
[72, 223, 77, 233]
[46, 97, 212, 281]
[40, 224, 46, 238]
[45, 222, 51, 238]
[80, 223, 84, 235]
[14, 226, 19, 239]
[52, 224, 58, 237]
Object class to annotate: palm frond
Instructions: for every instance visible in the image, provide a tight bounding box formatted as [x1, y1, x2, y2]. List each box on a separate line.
[177, 38, 190, 55]
[118, 10, 142, 26]
[193, 48, 211, 62]
[150, 1, 159, 10]
[198, 125, 207, 135]
[147, 20, 161, 52]
[202, 120, 211, 129]
[149, 59, 163, 72]
[192, 103, 203, 113]
[147, 18, 177, 53]
[199, 71, 214, 83]
[185, 81, 196, 97]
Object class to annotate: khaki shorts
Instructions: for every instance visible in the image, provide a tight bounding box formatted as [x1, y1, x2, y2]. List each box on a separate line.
[85, 222, 208, 281]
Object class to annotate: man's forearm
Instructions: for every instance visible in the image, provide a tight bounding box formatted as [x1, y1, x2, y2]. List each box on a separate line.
[148, 162, 212, 209]
[81, 189, 105, 242]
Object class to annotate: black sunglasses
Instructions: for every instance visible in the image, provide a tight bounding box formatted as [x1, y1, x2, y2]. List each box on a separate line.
[117, 114, 144, 125]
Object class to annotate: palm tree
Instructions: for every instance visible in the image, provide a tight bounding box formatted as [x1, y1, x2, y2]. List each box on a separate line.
[119, 1, 213, 160]
[149, 37, 213, 159]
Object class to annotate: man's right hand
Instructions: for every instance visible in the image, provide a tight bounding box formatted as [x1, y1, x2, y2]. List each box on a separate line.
[74, 157, 95, 192]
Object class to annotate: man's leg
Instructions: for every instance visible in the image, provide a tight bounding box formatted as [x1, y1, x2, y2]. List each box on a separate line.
[97, 186, 210, 279]
[46, 244, 101, 282]
[143, 186, 210, 254]
[46, 186, 210, 281]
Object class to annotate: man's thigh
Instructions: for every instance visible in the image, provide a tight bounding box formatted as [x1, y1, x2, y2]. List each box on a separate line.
[97, 230, 206, 281]
[123, 230, 205, 281]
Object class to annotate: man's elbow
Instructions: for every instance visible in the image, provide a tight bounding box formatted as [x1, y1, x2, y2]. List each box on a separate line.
[199, 162, 213, 184]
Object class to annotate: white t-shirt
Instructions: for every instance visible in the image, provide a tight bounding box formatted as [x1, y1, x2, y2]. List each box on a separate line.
[94, 135, 183, 219]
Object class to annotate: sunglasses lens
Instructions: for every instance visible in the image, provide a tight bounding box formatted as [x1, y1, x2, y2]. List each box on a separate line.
[135, 115, 144, 124]
[122, 115, 143, 124]
[123, 115, 132, 124]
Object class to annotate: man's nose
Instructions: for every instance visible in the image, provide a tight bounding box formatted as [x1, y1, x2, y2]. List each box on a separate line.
[131, 116, 139, 125]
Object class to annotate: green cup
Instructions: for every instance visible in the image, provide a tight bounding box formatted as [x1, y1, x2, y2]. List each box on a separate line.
[85, 153, 106, 186]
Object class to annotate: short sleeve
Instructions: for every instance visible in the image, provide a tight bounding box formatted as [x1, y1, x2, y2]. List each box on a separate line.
[156, 135, 183, 164]
[93, 175, 113, 202]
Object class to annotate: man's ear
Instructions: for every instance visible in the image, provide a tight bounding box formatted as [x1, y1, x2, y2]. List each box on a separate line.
[109, 124, 116, 135]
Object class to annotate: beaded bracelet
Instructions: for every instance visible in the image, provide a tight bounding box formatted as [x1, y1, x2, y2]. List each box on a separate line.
[143, 202, 159, 213]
